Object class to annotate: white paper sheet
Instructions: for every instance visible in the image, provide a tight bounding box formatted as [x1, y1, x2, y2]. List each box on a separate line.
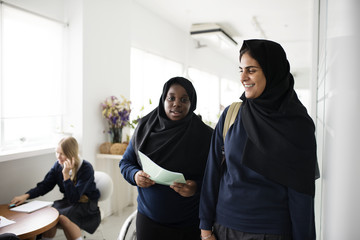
[10, 200, 53, 213]
[138, 150, 186, 185]
[0, 216, 16, 228]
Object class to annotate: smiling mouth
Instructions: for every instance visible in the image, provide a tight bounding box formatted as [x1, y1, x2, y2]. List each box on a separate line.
[244, 84, 255, 88]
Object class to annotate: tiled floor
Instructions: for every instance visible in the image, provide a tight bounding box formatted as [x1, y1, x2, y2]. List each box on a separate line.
[53, 205, 137, 240]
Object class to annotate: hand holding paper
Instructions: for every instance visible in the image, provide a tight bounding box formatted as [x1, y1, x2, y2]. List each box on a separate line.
[134, 170, 155, 188]
[138, 151, 186, 186]
[170, 180, 197, 197]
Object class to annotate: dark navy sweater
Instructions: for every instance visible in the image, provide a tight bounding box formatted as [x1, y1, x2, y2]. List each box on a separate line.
[27, 160, 100, 203]
[120, 141, 202, 228]
[199, 106, 315, 240]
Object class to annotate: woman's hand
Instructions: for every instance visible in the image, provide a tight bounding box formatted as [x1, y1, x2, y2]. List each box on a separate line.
[62, 157, 74, 180]
[134, 170, 155, 188]
[170, 180, 197, 197]
[10, 194, 30, 206]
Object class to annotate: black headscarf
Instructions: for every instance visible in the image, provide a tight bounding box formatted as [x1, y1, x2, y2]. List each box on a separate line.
[132, 77, 213, 178]
[239, 39, 317, 196]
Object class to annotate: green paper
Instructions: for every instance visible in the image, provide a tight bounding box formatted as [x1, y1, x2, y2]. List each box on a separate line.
[138, 150, 186, 185]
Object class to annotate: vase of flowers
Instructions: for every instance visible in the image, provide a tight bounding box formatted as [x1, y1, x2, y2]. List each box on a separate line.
[101, 95, 131, 143]
[109, 126, 122, 144]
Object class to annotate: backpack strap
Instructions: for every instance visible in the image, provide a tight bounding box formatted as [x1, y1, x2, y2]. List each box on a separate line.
[222, 102, 242, 141]
[221, 102, 242, 166]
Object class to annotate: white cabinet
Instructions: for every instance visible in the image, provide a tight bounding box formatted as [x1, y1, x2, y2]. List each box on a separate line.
[95, 154, 137, 217]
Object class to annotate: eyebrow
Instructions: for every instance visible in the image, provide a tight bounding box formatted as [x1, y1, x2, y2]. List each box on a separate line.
[239, 66, 260, 69]
[167, 92, 189, 97]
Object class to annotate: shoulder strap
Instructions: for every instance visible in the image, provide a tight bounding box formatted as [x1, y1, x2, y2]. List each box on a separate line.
[222, 102, 242, 141]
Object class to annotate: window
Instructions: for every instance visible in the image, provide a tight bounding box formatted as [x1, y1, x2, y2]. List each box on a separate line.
[188, 68, 220, 126]
[130, 48, 183, 120]
[295, 89, 310, 111]
[130, 48, 240, 129]
[0, 4, 66, 155]
[220, 77, 244, 111]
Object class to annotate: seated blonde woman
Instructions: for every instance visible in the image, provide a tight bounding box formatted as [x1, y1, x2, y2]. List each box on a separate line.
[10, 137, 101, 240]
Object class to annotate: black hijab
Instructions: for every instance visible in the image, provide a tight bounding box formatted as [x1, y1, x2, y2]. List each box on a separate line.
[132, 77, 213, 178]
[239, 39, 317, 196]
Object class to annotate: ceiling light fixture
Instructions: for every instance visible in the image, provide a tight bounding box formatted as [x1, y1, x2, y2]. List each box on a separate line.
[190, 23, 238, 48]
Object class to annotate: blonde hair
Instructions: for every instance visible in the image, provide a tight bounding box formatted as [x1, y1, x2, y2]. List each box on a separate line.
[59, 136, 80, 182]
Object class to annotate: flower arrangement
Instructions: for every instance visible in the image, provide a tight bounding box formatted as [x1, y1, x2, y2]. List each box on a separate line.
[101, 95, 131, 128]
[101, 96, 131, 143]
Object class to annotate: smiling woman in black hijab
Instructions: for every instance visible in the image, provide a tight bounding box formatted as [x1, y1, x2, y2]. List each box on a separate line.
[120, 77, 213, 240]
[199, 40, 318, 240]
[240, 40, 317, 196]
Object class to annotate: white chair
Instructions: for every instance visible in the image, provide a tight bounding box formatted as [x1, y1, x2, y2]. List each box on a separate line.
[94, 171, 114, 203]
[117, 210, 137, 240]
[84, 171, 113, 240]
[94, 170, 114, 221]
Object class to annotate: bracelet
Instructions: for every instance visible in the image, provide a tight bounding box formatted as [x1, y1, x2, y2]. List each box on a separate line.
[200, 233, 213, 240]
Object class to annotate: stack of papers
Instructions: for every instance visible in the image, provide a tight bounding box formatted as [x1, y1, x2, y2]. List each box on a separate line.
[0, 216, 16, 228]
[138, 151, 186, 185]
[10, 200, 53, 213]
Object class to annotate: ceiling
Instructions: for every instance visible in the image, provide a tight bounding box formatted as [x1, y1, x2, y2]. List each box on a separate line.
[133, 0, 315, 86]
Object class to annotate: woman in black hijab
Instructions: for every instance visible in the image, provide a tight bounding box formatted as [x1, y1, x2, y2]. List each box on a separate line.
[199, 40, 318, 240]
[120, 77, 213, 240]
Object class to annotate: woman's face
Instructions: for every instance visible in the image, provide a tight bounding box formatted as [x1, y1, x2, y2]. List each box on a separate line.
[239, 52, 267, 99]
[56, 145, 67, 165]
[164, 84, 191, 121]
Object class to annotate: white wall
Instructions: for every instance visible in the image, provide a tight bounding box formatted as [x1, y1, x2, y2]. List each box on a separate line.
[81, 0, 131, 162]
[131, 2, 239, 81]
[0, 154, 63, 203]
[63, 0, 83, 152]
[317, 0, 360, 239]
